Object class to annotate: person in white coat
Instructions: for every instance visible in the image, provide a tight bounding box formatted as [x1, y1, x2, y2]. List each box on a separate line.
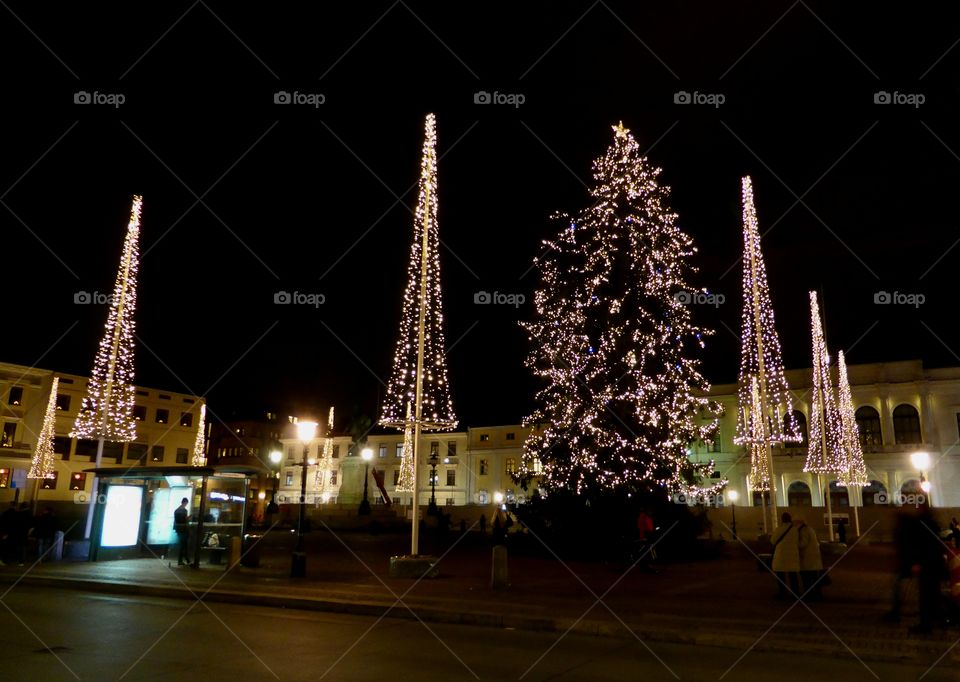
[797, 519, 824, 600]
[771, 512, 801, 599]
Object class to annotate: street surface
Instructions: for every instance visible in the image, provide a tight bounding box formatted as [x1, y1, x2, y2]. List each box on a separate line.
[3, 586, 957, 681]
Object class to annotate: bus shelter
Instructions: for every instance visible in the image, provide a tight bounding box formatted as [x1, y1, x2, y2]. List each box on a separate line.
[84, 465, 260, 563]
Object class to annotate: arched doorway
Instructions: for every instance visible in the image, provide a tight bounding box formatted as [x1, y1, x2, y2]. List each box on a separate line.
[787, 480, 812, 506]
[828, 480, 849, 509]
[901, 479, 922, 496]
[862, 480, 887, 506]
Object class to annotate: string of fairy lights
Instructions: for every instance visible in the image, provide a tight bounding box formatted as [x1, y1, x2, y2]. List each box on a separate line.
[379, 113, 457, 433]
[521, 122, 722, 496]
[191, 403, 207, 467]
[734, 176, 801, 448]
[746, 377, 771, 492]
[314, 406, 335, 490]
[71, 196, 142, 443]
[803, 291, 847, 475]
[28, 377, 59, 480]
[837, 351, 868, 487]
[395, 403, 416, 493]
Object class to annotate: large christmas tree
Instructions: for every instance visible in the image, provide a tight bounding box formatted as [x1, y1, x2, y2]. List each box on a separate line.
[522, 123, 719, 497]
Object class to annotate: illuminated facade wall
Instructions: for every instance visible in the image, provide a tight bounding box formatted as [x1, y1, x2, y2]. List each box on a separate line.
[694, 360, 960, 508]
[0, 361, 204, 504]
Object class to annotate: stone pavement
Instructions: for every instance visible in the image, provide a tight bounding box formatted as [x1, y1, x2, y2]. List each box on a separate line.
[2, 527, 959, 670]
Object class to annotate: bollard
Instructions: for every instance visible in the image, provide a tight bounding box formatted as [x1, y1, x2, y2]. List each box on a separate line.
[490, 545, 509, 589]
[229, 536, 241, 569]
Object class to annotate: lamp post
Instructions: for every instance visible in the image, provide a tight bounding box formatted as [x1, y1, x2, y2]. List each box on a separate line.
[727, 489, 739, 539]
[428, 449, 439, 515]
[911, 450, 932, 506]
[359, 447, 373, 515]
[291, 421, 316, 578]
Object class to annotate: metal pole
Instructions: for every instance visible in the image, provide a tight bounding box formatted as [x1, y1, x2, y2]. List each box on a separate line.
[297, 444, 308, 552]
[732, 501, 737, 539]
[410, 151, 432, 557]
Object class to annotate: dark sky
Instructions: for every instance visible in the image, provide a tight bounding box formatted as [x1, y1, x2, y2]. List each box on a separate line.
[4, 2, 960, 430]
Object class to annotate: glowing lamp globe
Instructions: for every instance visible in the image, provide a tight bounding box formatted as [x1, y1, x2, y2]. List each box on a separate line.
[269, 450, 282, 464]
[726, 490, 739, 503]
[296, 421, 317, 443]
[920, 480, 932, 493]
[361, 447, 374, 462]
[910, 451, 931, 471]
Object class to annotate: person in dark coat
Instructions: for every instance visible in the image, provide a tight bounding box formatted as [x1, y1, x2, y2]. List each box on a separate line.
[0, 502, 16, 565]
[173, 498, 191, 566]
[912, 503, 945, 634]
[34, 506, 57, 561]
[12, 503, 33, 566]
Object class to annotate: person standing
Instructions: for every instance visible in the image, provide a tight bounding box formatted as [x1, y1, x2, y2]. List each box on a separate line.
[34, 507, 56, 561]
[173, 498, 191, 566]
[771, 512, 800, 599]
[950, 517, 959, 550]
[912, 502, 944, 634]
[797, 519, 824, 600]
[12, 503, 33, 566]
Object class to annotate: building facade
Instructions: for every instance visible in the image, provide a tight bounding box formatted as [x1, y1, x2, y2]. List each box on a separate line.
[691, 360, 960, 509]
[0, 361, 205, 505]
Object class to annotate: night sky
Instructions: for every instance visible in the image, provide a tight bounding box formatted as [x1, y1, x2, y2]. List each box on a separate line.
[4, 2, 960, 430]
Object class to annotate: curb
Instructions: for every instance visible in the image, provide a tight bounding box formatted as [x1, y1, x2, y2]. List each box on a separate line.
[3, 573, 957, 663]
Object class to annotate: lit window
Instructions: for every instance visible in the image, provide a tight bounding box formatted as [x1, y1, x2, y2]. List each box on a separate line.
[41, 472, 58, 490]
[151, 446, 164, 462]
[479, 459, 489, 475]
[8, 386, 23, 406]
[55, 394, 71, 411]
[1, 423, 16, 447]
[155, 409, 169, 424]
[180, 412, 194, 428]
[379, 444, 387, 458]
[396, 443, 403, 458]
[69, 473, 86, 491]
[330, 471, 338, 485]
[505, 458, 516, 474]
[479, 434, 489, 442]
[133, 405, 147, 421]
[285, 472, 293, 486]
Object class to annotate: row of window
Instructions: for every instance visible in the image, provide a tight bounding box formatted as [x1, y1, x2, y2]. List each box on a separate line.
[39, 436, 191, 464]
[6, 386, 195, 409]
[0, 468, 86, 491]
[283, 468, 462, 487]
[785, 404, 925, 447]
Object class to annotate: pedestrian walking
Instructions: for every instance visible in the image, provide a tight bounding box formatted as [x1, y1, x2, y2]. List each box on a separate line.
[478, 513, 486, 536]
[173, 498, 191, 566]
[836, 518, 847, 545]
[771, 512, 800, 599]
[797, 519, 824, 600]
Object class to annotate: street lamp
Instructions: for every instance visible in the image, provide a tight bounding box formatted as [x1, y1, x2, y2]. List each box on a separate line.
[428, 448, 439, 515]
[726, 489, 739, 539]
[359, 447, 373, 515]
[910, 450, 932, 505]
[291, 420, 316, 578]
